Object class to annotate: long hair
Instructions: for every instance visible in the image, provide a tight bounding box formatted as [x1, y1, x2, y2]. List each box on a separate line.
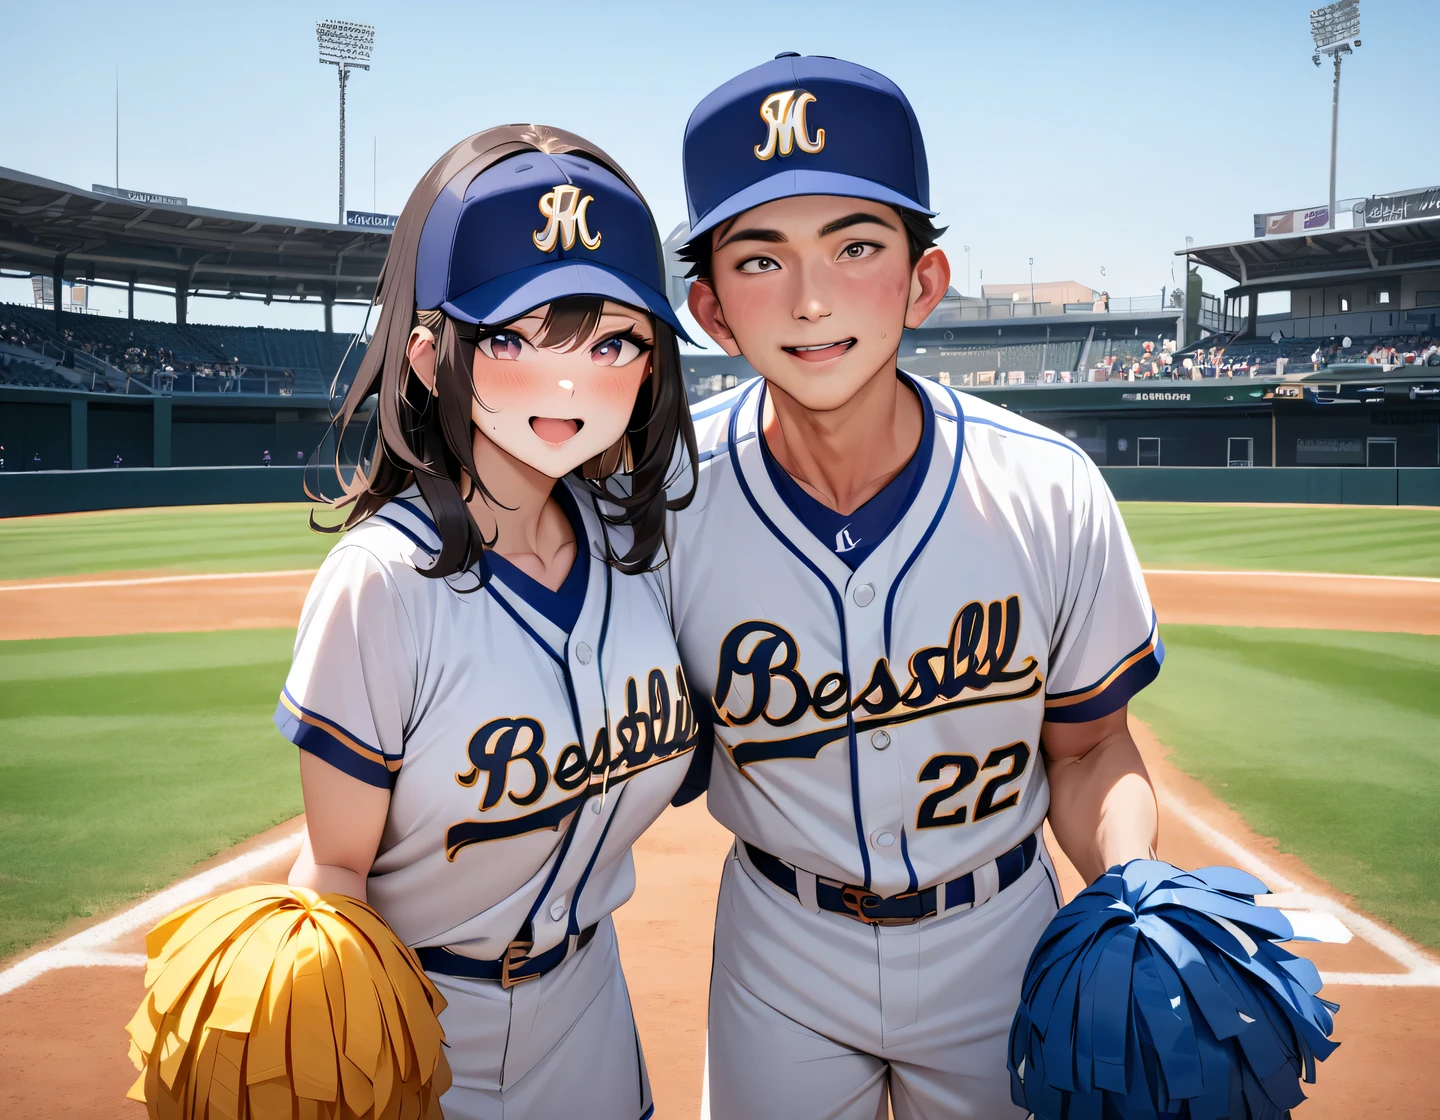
[314, 125, 697, 578]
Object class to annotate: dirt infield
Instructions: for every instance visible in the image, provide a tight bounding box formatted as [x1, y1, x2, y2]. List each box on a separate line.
[2, 571, 1438, 1116]
[2, 721, 1435, 1118]
[3, 566, 1439, 641]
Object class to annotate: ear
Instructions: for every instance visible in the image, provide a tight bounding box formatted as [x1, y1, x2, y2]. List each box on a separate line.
[406, 327, 439, 395]
[687, 279, 743, 358]
[904, 248, 952, 330]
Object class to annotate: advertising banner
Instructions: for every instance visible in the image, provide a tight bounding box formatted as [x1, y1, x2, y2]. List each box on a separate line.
[1295, 437, 1363, 465]
[1362, 187, 1440, 226]
[345, 210, 398, 230]
[1253, 207, 1330, 238]
[92, 184, 187, 207]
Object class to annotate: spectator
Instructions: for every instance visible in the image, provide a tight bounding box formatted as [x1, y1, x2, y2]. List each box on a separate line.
[113, 453, 123, 468]
[262, 449, 271, 467]
[31, 451, 41, 469]
[296, 450, 305, 463]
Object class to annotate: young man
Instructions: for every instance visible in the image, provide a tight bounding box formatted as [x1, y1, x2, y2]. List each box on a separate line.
[666, 54, 1164, 1118]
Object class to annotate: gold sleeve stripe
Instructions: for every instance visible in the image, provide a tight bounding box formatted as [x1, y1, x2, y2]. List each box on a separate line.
[278, 692, 401, 771]
[1044, 636, 1158, 709]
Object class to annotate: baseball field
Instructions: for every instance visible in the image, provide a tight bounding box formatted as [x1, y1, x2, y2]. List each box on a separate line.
[1, 500, 1438, 1117]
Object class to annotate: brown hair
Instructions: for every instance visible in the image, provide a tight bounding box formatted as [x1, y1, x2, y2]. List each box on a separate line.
[314, 125, 696, 578]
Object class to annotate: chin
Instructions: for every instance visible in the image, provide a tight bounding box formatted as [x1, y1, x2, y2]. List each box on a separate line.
[766, 366, 877, 414]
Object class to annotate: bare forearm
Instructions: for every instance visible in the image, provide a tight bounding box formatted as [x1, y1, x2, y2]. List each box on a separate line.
[1044, 726, 1157, 884]
[287, 831, 370, 901]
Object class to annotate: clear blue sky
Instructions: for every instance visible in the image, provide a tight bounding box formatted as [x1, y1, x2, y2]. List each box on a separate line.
[1, 0, 1433, 333]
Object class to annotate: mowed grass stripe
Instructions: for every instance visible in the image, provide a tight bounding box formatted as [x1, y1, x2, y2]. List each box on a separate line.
[1131, 625, 1440, 950]
[1120, 503, 1440, 577]
[0, 503, 336, 580]
[5, 500, 1438, 581]
[0, 629, 302, 961]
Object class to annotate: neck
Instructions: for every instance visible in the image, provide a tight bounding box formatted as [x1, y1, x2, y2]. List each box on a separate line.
[762, 361, 923, 516]
[465, 431, 576, 589]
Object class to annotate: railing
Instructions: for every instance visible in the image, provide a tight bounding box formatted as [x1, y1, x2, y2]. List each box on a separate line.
[925, 293, 1179, 324]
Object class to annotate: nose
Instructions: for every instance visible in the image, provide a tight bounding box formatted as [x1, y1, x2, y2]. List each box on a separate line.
[558, 380, 574, 393]
[791, 257, 831, 323]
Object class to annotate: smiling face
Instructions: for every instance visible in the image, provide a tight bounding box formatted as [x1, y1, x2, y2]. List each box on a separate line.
[689, 195, 949, 413]
[468, 299, 653, 478]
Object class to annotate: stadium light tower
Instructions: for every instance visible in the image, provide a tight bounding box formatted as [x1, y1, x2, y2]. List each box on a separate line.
[317, 20, 375, 225]
[1310, 0, 1361, 230]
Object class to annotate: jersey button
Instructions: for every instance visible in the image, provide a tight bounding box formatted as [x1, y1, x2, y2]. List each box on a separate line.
[549, 898, 567, 922]
[852, 583, 875, 607]
[575, 641, 593, 664]
[870, 730, 891, 750]
[871, 829, 896, 849]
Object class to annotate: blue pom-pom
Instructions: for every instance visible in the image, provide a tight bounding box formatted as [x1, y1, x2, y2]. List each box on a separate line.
[1008, 860, 1339, 1120]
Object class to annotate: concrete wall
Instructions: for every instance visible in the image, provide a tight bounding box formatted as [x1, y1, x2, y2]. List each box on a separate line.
[1099, 466, 1440, 506]
[3, 464, 1437, 519]
[0, 465, 309, 518]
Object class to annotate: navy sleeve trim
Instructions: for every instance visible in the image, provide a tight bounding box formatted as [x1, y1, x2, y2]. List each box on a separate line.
[1044, 623, 1164, 724]
[274, 691, 398, 789]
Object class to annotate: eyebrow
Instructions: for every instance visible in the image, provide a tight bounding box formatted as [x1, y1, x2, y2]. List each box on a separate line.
[819, 212, 899, 237]
[715, 226, 788, 251]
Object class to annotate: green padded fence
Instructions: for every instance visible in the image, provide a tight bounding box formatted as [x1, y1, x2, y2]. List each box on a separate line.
[1, 465, 1437, 519]
[0, 467, 308, 518]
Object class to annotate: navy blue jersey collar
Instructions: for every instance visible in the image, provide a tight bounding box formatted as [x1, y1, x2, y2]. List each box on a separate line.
[757, 376, 933, 570]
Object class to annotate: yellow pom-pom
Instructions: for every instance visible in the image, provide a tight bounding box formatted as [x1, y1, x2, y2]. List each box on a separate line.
[126, 887, 450, 1120]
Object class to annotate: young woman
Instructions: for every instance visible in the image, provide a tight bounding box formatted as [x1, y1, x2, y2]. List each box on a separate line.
[276, 125, 698, 1120]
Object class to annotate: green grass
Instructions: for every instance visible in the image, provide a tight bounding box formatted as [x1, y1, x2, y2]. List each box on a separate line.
[0, 503, 335, 580]
[1120, 502, 1440, 577]
[0, 629, 302, 961]
[5, 499, 1438, 581]
[1131, 625, 1440, 950]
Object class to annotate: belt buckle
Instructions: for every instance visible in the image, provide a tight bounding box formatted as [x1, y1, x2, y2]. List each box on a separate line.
[840, 886, 922, 926]
[499, 938, 536, 989]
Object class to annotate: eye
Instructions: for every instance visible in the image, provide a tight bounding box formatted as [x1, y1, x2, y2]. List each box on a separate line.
[838, 242, 881, 262]
[481, 331, 525, 360]
[591, 334, 648, 368]
[737, 256, 781, 274]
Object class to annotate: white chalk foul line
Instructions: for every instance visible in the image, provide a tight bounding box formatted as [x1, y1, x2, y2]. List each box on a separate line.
[1157, 788, 1440, 987]
[0, 569, 317, 593]
[0, 828, 304, 997]
[1143, 568, 1440, 584]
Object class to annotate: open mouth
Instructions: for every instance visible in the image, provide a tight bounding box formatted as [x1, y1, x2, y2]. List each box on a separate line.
[529, 417, 584, 444]
[782, 339, 857, 363]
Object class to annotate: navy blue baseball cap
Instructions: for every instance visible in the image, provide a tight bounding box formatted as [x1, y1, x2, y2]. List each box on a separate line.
[683, 53, 933, 239]
[415, 150, 691, 341]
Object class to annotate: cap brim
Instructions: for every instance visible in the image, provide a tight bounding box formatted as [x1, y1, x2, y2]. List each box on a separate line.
[443, 261, 696, 345]
[688, 169, 935, 239]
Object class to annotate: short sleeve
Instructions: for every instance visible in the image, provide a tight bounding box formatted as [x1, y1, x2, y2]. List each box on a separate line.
[1043, 456, 1162, 723]
[273, 545, 417, 787]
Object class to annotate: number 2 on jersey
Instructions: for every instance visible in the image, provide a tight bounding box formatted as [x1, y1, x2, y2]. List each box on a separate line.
[915, 741, 1032, 830]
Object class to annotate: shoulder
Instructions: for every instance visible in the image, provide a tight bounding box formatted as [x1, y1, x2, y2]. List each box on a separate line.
[316, 489, 457, 600]
[909, 378, 1110, 527]
[689, 378, 759, 464]
[666, 378, 761, 517]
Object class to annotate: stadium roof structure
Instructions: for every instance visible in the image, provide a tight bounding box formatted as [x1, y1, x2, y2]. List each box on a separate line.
[1178, 213, 1440, 296]
[0, 167, 390, 312]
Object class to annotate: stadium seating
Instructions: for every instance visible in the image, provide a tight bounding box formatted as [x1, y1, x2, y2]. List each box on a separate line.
[0, 303, 368, 397]
[0, 354, 81, 390]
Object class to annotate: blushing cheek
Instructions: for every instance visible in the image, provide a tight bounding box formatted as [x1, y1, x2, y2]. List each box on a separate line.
[472, 361, 536, 410]
[724, 282, 788, 349]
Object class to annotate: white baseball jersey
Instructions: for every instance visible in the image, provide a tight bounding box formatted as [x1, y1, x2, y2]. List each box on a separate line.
[275, 483, 698, 961]
[666, 372, 1161, 896]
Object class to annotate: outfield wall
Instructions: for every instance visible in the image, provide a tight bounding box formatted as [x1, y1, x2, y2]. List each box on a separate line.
[0, 466, 308, 517]
[1, 465, 1438, 518]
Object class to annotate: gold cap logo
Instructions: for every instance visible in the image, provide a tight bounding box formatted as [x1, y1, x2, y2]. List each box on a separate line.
[533, 184, 601, 252]
[754, 89, 825, 161]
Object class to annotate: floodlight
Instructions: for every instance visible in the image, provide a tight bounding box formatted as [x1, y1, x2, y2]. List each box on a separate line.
[1310, 0, 1360, 54]
[1308, 1, 1360, 230]
[316, 20, 376, 225]
[317, 20, 374, 67]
